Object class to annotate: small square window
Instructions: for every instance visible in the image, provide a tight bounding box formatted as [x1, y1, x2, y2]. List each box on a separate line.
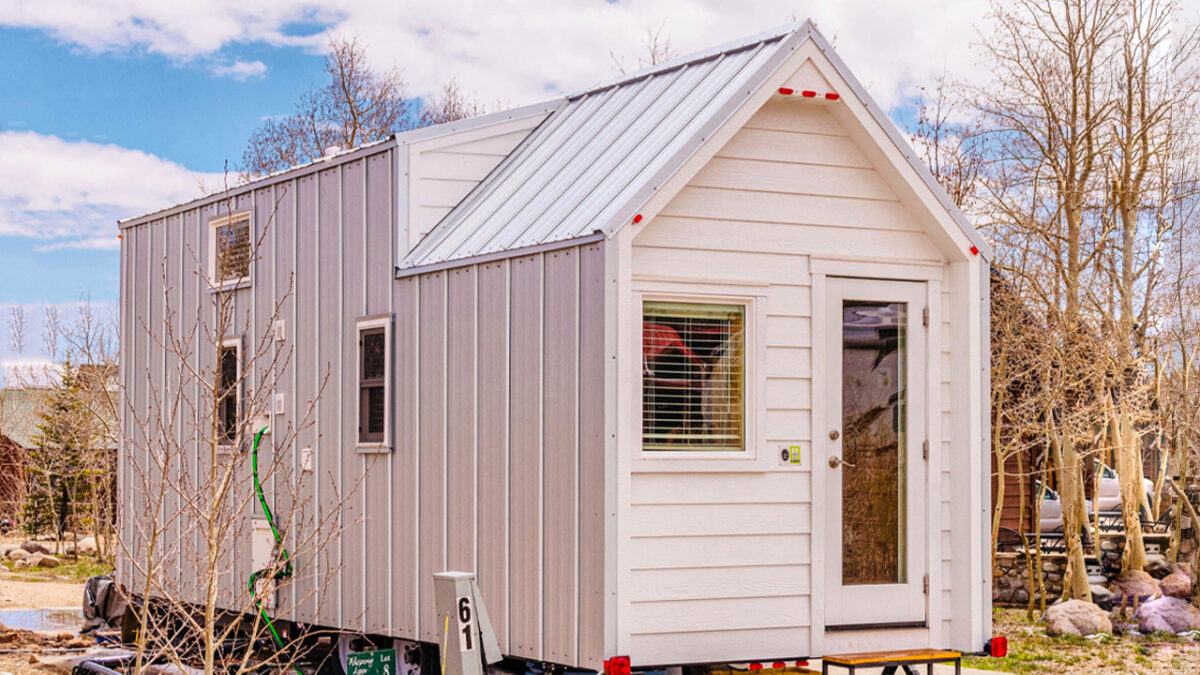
[642, 301, 745, 451]
[211, 215, 251, 286]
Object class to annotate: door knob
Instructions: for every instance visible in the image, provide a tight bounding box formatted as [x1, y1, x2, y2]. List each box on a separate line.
[829, 429, 840, 440]
[829, 455, 855, 469]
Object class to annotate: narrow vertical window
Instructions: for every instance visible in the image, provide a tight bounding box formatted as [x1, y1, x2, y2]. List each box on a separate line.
[642, 301, 745, 451]
[217, 340, 241, 446]
[357, 318, 390, 447]
[210, 213, 252, 287]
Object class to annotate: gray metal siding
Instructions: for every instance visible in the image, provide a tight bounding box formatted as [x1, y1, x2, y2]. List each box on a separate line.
[118, 145, 606, 668]
[543, 249, 579, 665]
[508, 254, 543, 659]
[417, 272, 447, 643]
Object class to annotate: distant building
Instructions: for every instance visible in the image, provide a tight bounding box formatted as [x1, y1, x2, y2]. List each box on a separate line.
[0, 387, 45, 519]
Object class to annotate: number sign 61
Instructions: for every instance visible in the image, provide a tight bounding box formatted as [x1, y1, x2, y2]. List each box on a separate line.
[456, 595, 476, 653]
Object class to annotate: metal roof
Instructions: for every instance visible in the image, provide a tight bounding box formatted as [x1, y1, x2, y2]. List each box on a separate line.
[399, 22, 809, 272]
[399, 19, 992, 274]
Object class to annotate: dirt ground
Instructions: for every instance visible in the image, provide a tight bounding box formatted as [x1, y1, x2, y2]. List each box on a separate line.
[0, 580, 83, 611]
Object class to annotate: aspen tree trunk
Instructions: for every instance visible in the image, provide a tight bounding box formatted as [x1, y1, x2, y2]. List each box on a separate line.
[1113, 412, 1148, 571]
[1052, 433, 1092, 601]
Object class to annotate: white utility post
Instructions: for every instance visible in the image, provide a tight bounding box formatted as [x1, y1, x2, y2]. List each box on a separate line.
[434, 571, 502, 675]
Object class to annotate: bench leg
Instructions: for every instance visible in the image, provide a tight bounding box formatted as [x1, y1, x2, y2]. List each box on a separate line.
[822, 662, 827, 675]
[956, 659, 961, 675]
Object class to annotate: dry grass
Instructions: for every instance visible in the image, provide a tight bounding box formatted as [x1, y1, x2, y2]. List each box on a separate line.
[965, 608, 1200, 673]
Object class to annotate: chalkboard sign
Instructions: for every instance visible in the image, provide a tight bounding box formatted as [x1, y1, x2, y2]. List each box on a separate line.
[346, 648, 395, 675]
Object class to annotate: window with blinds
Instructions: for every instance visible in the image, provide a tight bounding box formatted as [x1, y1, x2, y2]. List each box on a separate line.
[213, 216, 251, 285]
[642, 301, 745, 451]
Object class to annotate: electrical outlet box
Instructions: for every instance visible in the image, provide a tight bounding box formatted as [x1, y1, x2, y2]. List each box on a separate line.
[301, 447, 313, 473]
[274, 393, 285, 415]
[273, 320, 286, 342]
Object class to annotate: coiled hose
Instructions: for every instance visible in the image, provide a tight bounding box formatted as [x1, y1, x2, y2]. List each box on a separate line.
[247, 427, 304, 675]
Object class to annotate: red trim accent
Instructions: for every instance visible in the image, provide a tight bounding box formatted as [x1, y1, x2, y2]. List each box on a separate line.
[633, 214, 643, 224]
[802, 90, 817, 97]
[970, 245, 979, 255]
[778, 87, 794, 95]
[825, 92, 840, 100]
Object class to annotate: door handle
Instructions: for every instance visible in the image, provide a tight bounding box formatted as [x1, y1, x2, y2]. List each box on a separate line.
[828, 455, 855, 469]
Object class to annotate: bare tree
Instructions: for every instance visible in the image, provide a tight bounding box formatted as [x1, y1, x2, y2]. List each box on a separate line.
[611, 23, 681, 74]
[9, 305, 24, 355]
[242, 36, 417, 177]
[119, 179, 362, 674]
[418, 79, 489, 127]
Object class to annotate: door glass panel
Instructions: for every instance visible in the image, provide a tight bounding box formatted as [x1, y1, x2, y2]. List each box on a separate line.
[841, 301, 907, 585]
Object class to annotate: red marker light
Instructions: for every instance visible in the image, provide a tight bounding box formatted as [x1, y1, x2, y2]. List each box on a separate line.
[605, 656, 631, 675]
[778, 87, 794, 95]
[771, 662, 786, 669]
[795, 662, 809, 668]
[825, 92, 840, 100]
[970, 245, 979, 255]
[801, 90, 817, 97]
[633, 214, 643, 224]
[748, 664, 763, 671]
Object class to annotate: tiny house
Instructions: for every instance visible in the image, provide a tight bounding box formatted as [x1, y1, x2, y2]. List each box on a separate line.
[118, 20, 992, 670]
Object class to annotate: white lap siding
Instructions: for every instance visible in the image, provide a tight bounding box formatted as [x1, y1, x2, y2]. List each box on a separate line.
[624, 98, 949, 664]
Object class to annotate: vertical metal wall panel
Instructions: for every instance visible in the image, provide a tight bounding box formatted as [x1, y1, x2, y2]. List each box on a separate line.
[362, 152, 393, 633]
[576, 243, 606, 667]
[340, 160, 366, 630]
[446, 267, 477, 573]
[270, 180, 298, 621]
[542, 250, 579, 664]
[293, 174, 319, 623]
[392, 277, 420, 636]
[508, 254, 543, 658]
[316, 167, 342, 626]
[117, 145, 611, 667]
[475, 260, 509, 651]
[417, 273, 447, 642]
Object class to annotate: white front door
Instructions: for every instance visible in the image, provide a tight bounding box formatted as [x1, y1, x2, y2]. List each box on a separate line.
[824, 277, 927, 628]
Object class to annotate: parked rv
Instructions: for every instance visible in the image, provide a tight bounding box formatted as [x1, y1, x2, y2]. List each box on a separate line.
[119, 20, 993, 669]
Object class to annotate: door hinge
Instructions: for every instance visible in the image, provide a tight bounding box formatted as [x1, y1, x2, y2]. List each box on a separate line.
[923, 574, 930, 595]
[922, 439, 929, 461]
[922, 306, 929, 327]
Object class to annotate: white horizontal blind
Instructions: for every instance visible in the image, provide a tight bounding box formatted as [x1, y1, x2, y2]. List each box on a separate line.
[642, 301, 745, 451]
[215, 218, 251, 282]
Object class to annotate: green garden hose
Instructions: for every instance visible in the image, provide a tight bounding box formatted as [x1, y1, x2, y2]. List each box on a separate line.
[247, 427, 303, 675]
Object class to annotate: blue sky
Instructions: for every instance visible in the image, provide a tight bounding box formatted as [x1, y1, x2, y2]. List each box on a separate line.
[0, 0, 987, 365]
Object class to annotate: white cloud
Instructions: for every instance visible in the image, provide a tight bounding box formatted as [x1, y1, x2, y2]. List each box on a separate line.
[210, 59, 268, 80]
[0, 131, 223, 248]
[0, 0, 991, 109]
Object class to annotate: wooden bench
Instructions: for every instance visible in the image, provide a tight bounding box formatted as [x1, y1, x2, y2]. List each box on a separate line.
[820, 649, 961, 675]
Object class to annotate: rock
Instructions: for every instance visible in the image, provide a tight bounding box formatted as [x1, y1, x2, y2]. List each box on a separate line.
[36, 555, 60, 569]
[25, 553, 43, 567]
[1045, 599, 1113, 636]
[1146, 555, 1172, 579]
[1110, 570, 1161, 606]
[1161, 573, 1191, 599]
[13, 559, 29, 569]
[19, 540, 48, 555]
[1136, 596, 1200, 633]
[6, 548, 28, 561]
[77, 536, 97, 555]
[1091, 585, 1118, 611]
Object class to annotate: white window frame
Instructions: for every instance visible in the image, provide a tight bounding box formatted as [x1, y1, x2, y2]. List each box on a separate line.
[208, 211, 253, 290]
[217, 335, 243, 452]
[356, 314, 392, 453]
[635, 291, 760, 460]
